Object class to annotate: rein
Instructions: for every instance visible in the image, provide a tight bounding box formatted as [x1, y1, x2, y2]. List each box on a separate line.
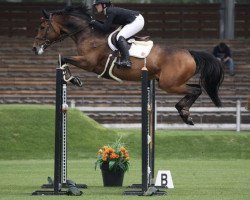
[45, 28, 84, 48]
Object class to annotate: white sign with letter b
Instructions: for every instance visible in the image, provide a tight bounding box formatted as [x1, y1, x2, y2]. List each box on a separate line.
[155, 170, 174, 188]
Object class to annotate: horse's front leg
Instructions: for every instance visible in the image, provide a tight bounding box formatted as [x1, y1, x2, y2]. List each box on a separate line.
[60, 55, 95, 87]
[61, 55, 96, 72]
[60, 56, 90, 87]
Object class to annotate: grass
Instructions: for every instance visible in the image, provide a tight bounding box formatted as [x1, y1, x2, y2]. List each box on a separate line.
[0, 104, 117, 159]
[117, 129, 250, 160]
[1, 105, 250, 160]
[0, 104, 250, 199]
[0, 159, 250, 200]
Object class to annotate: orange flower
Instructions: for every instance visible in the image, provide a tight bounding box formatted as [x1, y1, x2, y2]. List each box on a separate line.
[98, 149, 103, 155]
[124, 152, 129, 157]
[107, 147, 114, 153]
[110, 153, 119, 159]
[102, 154, 108, 161]
[104, 150, 108, 155]
[120, 146, 126, 152]
[102, 146, 108, 151]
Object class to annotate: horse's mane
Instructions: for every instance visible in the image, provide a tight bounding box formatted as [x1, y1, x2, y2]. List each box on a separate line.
[52, 4, 92, 22]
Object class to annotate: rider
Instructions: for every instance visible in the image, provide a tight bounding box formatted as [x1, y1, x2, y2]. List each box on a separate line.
[90, 0, 145, 68]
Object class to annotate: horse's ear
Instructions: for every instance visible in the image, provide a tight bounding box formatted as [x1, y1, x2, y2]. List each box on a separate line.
[42, 9, 50, 19]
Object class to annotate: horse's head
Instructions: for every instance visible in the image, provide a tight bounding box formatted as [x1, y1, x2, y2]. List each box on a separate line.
[32, 10, 61, 55]
[32, 4, 92, 55]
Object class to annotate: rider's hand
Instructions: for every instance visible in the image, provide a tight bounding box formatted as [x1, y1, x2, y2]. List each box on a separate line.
[89, 20, 96, 26]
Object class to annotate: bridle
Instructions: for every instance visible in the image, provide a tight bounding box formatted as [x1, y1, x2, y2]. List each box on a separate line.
[35, 14, 84, 49]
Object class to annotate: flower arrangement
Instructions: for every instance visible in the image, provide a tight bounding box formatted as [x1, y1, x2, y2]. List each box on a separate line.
[95, 141, 130, 173]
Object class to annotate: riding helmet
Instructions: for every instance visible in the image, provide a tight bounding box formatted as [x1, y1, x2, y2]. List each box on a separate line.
[93, 0, 112, 6]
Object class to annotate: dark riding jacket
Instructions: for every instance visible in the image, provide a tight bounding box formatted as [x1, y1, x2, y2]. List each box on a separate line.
[91, 7, 140, 33]
[213, 45, 232, 60]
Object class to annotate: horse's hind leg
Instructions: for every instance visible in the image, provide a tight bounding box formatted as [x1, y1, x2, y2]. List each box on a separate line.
[175, 84, 202, 125]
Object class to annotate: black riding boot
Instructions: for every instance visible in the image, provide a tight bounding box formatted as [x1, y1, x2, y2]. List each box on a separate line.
[115, 36, 132, 68]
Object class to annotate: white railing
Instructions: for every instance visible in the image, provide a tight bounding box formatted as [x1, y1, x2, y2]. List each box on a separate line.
[75, 100, 250, 131]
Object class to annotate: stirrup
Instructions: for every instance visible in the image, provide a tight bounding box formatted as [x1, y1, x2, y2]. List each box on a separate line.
[115, 60, 132, 68]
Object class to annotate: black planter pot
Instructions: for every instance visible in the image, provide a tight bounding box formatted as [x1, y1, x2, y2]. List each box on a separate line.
[101, 163, 125, 187]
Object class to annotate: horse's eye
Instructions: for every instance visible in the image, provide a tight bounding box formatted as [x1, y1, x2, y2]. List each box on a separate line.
[40, 26, 45, 30]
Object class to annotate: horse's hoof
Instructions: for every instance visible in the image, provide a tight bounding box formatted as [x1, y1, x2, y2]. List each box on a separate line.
[70, 76, 83, 87]
[186, 117, 194, 125]
[175, 105, 194, 125]
[180, 115, 194, 126]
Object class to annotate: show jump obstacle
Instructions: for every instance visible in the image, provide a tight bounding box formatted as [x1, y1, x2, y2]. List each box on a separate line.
[32, 56, 87, 195]
[124, 67, 166, 196]
[32, 57, 166, 196]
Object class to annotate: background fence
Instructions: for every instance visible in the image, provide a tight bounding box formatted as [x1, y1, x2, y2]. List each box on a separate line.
[0, 3, 250, 38]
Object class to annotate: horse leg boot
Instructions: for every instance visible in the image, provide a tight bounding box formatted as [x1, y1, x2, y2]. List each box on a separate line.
[115, 36, 132, 68]
[175, 84, 202, 125]
[60, 56, 83, 87]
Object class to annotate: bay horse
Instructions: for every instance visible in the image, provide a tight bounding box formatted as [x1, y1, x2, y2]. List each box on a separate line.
[32, 4, 224, 125]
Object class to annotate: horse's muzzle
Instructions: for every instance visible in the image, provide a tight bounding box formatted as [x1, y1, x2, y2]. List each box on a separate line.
[32, 47, 38, 55]
[32, 45, 44, 55]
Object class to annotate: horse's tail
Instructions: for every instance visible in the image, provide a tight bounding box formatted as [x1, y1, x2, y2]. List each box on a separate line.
[189, 50, 224, 107]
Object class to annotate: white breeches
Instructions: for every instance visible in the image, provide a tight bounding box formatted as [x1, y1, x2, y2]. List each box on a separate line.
[116, 14, 145, 40]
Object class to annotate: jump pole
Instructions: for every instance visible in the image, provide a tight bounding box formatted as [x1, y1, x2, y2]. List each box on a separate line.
[123, 67, 166, 196]
[32, 56, 87, 195]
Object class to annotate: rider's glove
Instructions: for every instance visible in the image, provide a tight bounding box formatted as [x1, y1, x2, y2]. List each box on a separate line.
[89, 20, 96, 26]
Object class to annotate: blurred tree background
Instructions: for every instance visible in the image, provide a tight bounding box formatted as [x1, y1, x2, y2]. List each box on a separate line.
[1, 0, 250, 3]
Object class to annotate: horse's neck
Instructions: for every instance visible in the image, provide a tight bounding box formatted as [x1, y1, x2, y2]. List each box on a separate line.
[59, 16, 107, 54]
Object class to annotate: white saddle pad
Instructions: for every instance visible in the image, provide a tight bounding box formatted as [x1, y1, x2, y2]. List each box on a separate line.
[108, 27, 154, 59]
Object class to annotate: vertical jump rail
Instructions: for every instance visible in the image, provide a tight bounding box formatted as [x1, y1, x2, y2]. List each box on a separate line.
[124, 67, 166, 196]
[141, 66, 151, 192]
[149, 78, 155, 181]
[32, 57, 87, 195]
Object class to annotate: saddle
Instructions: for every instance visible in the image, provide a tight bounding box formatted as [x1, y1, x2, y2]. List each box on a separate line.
[108, 27, 154, 59]
[133, 35, 150, 41]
